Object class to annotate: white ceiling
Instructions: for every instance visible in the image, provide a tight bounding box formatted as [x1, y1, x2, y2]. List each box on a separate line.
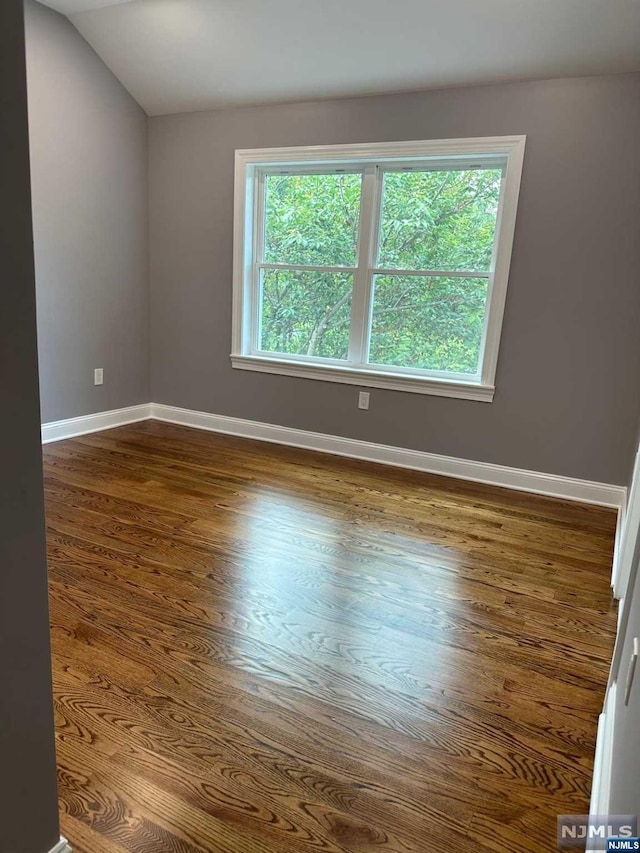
[38, 0, 640, 116]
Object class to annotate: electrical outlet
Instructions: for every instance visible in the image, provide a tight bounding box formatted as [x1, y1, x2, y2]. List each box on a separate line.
[358, 391, 370, 410]
[94, 368, 104, 386]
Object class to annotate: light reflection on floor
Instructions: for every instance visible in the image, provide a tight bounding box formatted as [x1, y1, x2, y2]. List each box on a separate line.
[223, 489, 463, 707]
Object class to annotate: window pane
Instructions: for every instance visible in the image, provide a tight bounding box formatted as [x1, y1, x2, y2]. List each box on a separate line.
[368, 275, 487, 374]
[263, 172, 362, 267]
[377, 168, 502, 272]
[259, 269, 353, 360]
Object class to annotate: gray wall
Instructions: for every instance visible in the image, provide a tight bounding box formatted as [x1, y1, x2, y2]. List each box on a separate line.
[149, 74, 640, 486]
[25, 0, 149, 424]
[0, 2, 60, 852]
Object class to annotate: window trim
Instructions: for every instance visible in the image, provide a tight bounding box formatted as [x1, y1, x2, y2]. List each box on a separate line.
[231, 136, 526, 402]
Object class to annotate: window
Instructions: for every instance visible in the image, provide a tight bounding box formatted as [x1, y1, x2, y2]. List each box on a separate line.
[232, 137, 525, 401]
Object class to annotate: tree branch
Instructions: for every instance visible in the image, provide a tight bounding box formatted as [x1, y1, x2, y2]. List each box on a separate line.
[306, 290, 351, 356]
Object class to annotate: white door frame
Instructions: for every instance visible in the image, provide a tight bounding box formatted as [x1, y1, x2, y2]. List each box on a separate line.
[613, 444, 640, 600]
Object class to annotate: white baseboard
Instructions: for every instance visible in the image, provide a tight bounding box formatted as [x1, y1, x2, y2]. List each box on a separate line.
[48, 837, 72, 853]
[587, 683, 616, 850]
[41, 404, 151, 444]
[150, 403, 626, 509]
[40, 401, 626, 509]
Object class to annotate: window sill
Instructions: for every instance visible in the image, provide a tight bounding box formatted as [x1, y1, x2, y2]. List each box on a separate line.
[230, 354, 495, 402]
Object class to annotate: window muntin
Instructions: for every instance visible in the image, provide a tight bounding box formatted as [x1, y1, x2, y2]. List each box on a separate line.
[253, 160, 503, 378]
[232, 138, 525, 400]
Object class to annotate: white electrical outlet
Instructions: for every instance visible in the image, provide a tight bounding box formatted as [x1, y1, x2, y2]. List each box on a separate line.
[358, 391, 370, 410]
[94, 368, 104, 386]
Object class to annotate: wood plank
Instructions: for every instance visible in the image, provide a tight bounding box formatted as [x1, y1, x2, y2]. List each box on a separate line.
[44, 422, 618, 852]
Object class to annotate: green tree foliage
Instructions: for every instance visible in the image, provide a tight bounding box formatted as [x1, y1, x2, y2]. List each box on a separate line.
[260, 167, 501, 374]
[261, 269, 352, 359]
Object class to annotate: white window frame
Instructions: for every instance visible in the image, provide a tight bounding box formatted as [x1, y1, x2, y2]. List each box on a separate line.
[231, 136, 526, 402]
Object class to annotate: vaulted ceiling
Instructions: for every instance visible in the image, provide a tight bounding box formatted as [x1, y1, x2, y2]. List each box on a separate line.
[37, 0, 640, 116]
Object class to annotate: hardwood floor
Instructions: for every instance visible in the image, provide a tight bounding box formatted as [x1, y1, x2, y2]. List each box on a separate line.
[44, 421, 618, 853]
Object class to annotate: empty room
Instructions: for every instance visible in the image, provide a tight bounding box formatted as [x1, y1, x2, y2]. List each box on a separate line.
[3, 1, 640, 852]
